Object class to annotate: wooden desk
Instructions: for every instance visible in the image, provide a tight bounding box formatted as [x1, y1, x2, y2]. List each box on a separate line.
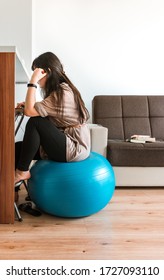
[0, 46, 29, 223]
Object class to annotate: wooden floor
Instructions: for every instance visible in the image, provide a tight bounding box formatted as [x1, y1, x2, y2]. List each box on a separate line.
[0, 187, 164, 260]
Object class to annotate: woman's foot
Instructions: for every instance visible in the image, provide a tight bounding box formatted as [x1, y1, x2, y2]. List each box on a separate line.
[15, 169, 31, 185]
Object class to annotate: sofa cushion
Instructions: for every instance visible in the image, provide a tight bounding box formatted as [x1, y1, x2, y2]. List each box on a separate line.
[92, 95, 164, 140]
[107, 140, 164, 167]
[93, 95, 164, 167]
[92, 96, 124, 139]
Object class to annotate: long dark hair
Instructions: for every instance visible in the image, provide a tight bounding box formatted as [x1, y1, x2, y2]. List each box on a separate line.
[32, 52, 89, 122]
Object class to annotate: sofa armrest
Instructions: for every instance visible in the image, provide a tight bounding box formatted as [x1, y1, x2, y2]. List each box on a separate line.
[87, 124, 108, 157]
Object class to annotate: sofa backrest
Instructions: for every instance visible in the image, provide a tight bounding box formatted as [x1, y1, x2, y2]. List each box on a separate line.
[92, 95, 164, 140]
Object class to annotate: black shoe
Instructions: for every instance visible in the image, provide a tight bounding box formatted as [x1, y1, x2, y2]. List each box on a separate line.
[18, 202, 42, 217]
[15, 191, 19, 203]
[15, 184, 21, 203]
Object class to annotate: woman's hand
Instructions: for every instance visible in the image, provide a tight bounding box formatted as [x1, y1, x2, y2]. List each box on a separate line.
[30, 68, 47, 84]
[16, 102, 25, 109]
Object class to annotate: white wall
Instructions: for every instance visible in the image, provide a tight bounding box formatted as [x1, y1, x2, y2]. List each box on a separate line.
[0, 0, 33, 139]
[33, 0, 164, 117]
[0, 0, 32, 73]
[1, 0, 164, 120]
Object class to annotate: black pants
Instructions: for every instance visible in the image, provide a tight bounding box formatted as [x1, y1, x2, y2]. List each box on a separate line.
[15, 117, 66, 171]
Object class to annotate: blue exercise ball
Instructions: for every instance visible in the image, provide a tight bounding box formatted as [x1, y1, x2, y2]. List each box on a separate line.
[27, 152, 115, 217]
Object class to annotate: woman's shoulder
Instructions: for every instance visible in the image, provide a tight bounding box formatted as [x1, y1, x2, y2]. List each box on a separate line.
[60, 82, 72, 92]
[48, 83, 75, 106]
[49, 83, 73, 97]
[61, 83, 74, 100]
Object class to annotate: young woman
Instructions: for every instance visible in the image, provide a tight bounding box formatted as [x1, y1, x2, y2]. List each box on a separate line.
[15, 52, 90, 188]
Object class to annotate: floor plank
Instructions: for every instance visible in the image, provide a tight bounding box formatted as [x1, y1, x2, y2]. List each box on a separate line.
[0, 188, 164, 260]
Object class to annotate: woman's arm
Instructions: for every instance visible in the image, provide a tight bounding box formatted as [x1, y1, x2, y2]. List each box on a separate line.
[24, 68, 47, 117]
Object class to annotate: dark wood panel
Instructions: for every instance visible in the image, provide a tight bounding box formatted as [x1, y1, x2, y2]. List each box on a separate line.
[0, 53, 15, 223]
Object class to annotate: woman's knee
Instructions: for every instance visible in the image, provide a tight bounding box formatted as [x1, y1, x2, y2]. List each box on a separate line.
[26, 116, 44, 129]
[26, 116, 42, 125]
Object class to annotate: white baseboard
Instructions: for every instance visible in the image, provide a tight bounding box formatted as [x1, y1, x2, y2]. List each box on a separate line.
[113, 166, 164, 187]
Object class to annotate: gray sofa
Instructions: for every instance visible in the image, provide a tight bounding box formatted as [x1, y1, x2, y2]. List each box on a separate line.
[92, 95, 164, 186]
